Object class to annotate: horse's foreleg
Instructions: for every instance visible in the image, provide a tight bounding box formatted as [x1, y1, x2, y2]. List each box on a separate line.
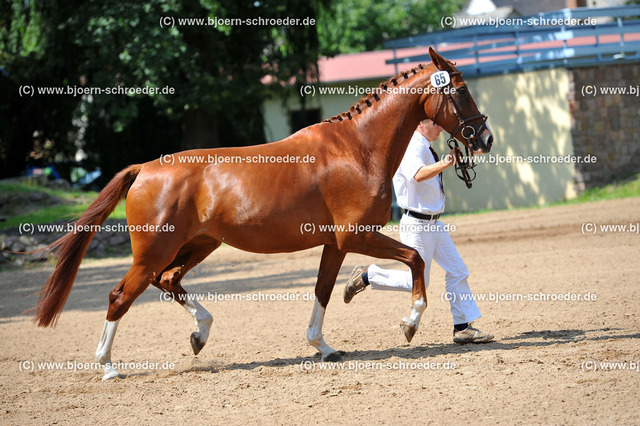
[307, 244, 345, 362]
[344, 231, 426, 343]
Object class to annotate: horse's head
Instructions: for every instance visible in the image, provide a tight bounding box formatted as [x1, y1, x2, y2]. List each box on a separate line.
[424, 47, 493, 153]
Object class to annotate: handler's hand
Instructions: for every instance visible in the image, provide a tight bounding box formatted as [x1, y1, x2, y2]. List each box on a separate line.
[443, 149, 458, 167]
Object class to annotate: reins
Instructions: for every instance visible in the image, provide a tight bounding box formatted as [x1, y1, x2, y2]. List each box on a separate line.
[430, 71, 488, 189]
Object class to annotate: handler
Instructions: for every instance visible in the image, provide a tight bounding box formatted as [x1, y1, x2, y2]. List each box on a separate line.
[343, 118, 493, 344]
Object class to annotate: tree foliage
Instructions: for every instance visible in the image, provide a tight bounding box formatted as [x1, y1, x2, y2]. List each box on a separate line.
[1, 0, 323, 178]
[0, 0, 461, 180]
[317, 0, 464, 55]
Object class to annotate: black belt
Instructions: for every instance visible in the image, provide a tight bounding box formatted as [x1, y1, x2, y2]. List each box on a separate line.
[404, 209, 440, 221]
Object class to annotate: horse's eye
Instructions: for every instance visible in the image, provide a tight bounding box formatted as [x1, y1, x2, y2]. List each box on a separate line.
[457, 86, 467, 95]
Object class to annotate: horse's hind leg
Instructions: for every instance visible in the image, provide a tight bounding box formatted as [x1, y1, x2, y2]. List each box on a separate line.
[96, 320, 120, 380]
[96, 261, 164, 380]
[152, 238, 221, 355]
[307, 244, 346, 362]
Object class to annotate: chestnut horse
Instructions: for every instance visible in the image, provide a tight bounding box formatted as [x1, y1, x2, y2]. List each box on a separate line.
[35, 47, 493, 380]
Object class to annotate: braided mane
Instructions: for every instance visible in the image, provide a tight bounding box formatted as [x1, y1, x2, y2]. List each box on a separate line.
[322, 63, 429, 123]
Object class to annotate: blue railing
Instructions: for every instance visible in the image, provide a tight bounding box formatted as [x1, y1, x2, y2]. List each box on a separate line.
[384, 6, 640, 77]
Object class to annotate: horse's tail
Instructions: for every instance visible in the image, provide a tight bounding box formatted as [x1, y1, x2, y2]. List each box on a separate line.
[35, 164, 142, 327]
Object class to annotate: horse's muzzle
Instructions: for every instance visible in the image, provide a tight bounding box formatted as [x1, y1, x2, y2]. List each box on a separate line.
[477, 126, 493, 153]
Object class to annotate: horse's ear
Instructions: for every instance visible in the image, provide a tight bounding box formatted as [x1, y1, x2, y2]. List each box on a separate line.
[429, 47, 450, 71]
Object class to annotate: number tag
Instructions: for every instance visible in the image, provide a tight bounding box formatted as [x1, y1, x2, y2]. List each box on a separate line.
[430, 71, 450, 88]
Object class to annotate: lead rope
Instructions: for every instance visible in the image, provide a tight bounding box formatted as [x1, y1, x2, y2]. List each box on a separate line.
[447, 134, 476, 189]
[429, 71, 484, 189]
[442, 90, 478, 189]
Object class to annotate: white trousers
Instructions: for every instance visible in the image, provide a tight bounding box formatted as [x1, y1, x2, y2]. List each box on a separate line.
[368, 214, 481, 325]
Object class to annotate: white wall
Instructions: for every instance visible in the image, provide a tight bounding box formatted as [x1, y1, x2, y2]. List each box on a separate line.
[263, 80, 376, 142]
[262, 68, 575, 212]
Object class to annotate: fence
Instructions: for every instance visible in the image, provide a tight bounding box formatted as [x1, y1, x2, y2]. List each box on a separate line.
[384, 6, 640, 77]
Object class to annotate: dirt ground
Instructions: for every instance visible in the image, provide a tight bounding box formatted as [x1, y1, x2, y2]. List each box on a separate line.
[1, 197, 639, 425]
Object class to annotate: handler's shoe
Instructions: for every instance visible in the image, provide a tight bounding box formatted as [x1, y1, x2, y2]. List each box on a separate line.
[453, 322, 494, 344]
[343, 265, 368, 304]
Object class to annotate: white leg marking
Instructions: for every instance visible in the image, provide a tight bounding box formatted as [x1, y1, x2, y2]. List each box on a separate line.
[183, 299, 213, 343]
[95, 320, 121, 381]
[307, 299, 338, 360]
[402, 296, 427, 329]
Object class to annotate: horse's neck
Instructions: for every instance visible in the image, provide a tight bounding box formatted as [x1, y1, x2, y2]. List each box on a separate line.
[358, 78, 429, 179]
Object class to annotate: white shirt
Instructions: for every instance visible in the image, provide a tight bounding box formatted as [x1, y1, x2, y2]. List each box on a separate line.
[393, 131, 446, 214]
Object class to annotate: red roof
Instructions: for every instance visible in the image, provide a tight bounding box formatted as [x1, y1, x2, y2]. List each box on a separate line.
[318, 47, 426, 83]
[316, 31, 640, 82]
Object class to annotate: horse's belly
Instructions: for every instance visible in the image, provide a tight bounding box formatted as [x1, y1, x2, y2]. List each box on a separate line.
[214, 221, 333, 254]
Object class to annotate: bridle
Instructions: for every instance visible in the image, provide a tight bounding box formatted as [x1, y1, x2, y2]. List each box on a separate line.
[430, 71, 489, 189]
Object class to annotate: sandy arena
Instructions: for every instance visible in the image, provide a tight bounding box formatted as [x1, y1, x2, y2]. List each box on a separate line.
[1, 197, 639, 424]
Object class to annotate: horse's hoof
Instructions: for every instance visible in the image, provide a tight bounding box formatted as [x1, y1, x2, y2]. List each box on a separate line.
[190, 332, 206, 355]
[400, 318, 417, 343]
[101, 369, 121, 381]
[322, 351, 343, 362]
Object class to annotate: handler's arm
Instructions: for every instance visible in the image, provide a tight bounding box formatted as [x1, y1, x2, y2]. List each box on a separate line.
[413, 149, 457, 182]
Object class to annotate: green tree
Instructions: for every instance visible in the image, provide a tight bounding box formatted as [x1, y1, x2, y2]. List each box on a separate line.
[317, 0, 464, 55]
[0, 0, 81, 178]
[0, 0, 324, 179]
[0, 0, 462, 180]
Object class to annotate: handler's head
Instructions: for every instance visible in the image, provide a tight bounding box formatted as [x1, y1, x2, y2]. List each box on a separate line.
[417, 118, 443, 142]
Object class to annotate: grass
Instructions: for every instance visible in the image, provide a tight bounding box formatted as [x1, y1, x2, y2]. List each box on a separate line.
[554, 173, 640, 205]
[0, 182, 126, 231]
[0, 202, 127, 231]
[1, 173, 638, 230]
[0, 181, 90, 199]
[444, 172, 640, 218]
